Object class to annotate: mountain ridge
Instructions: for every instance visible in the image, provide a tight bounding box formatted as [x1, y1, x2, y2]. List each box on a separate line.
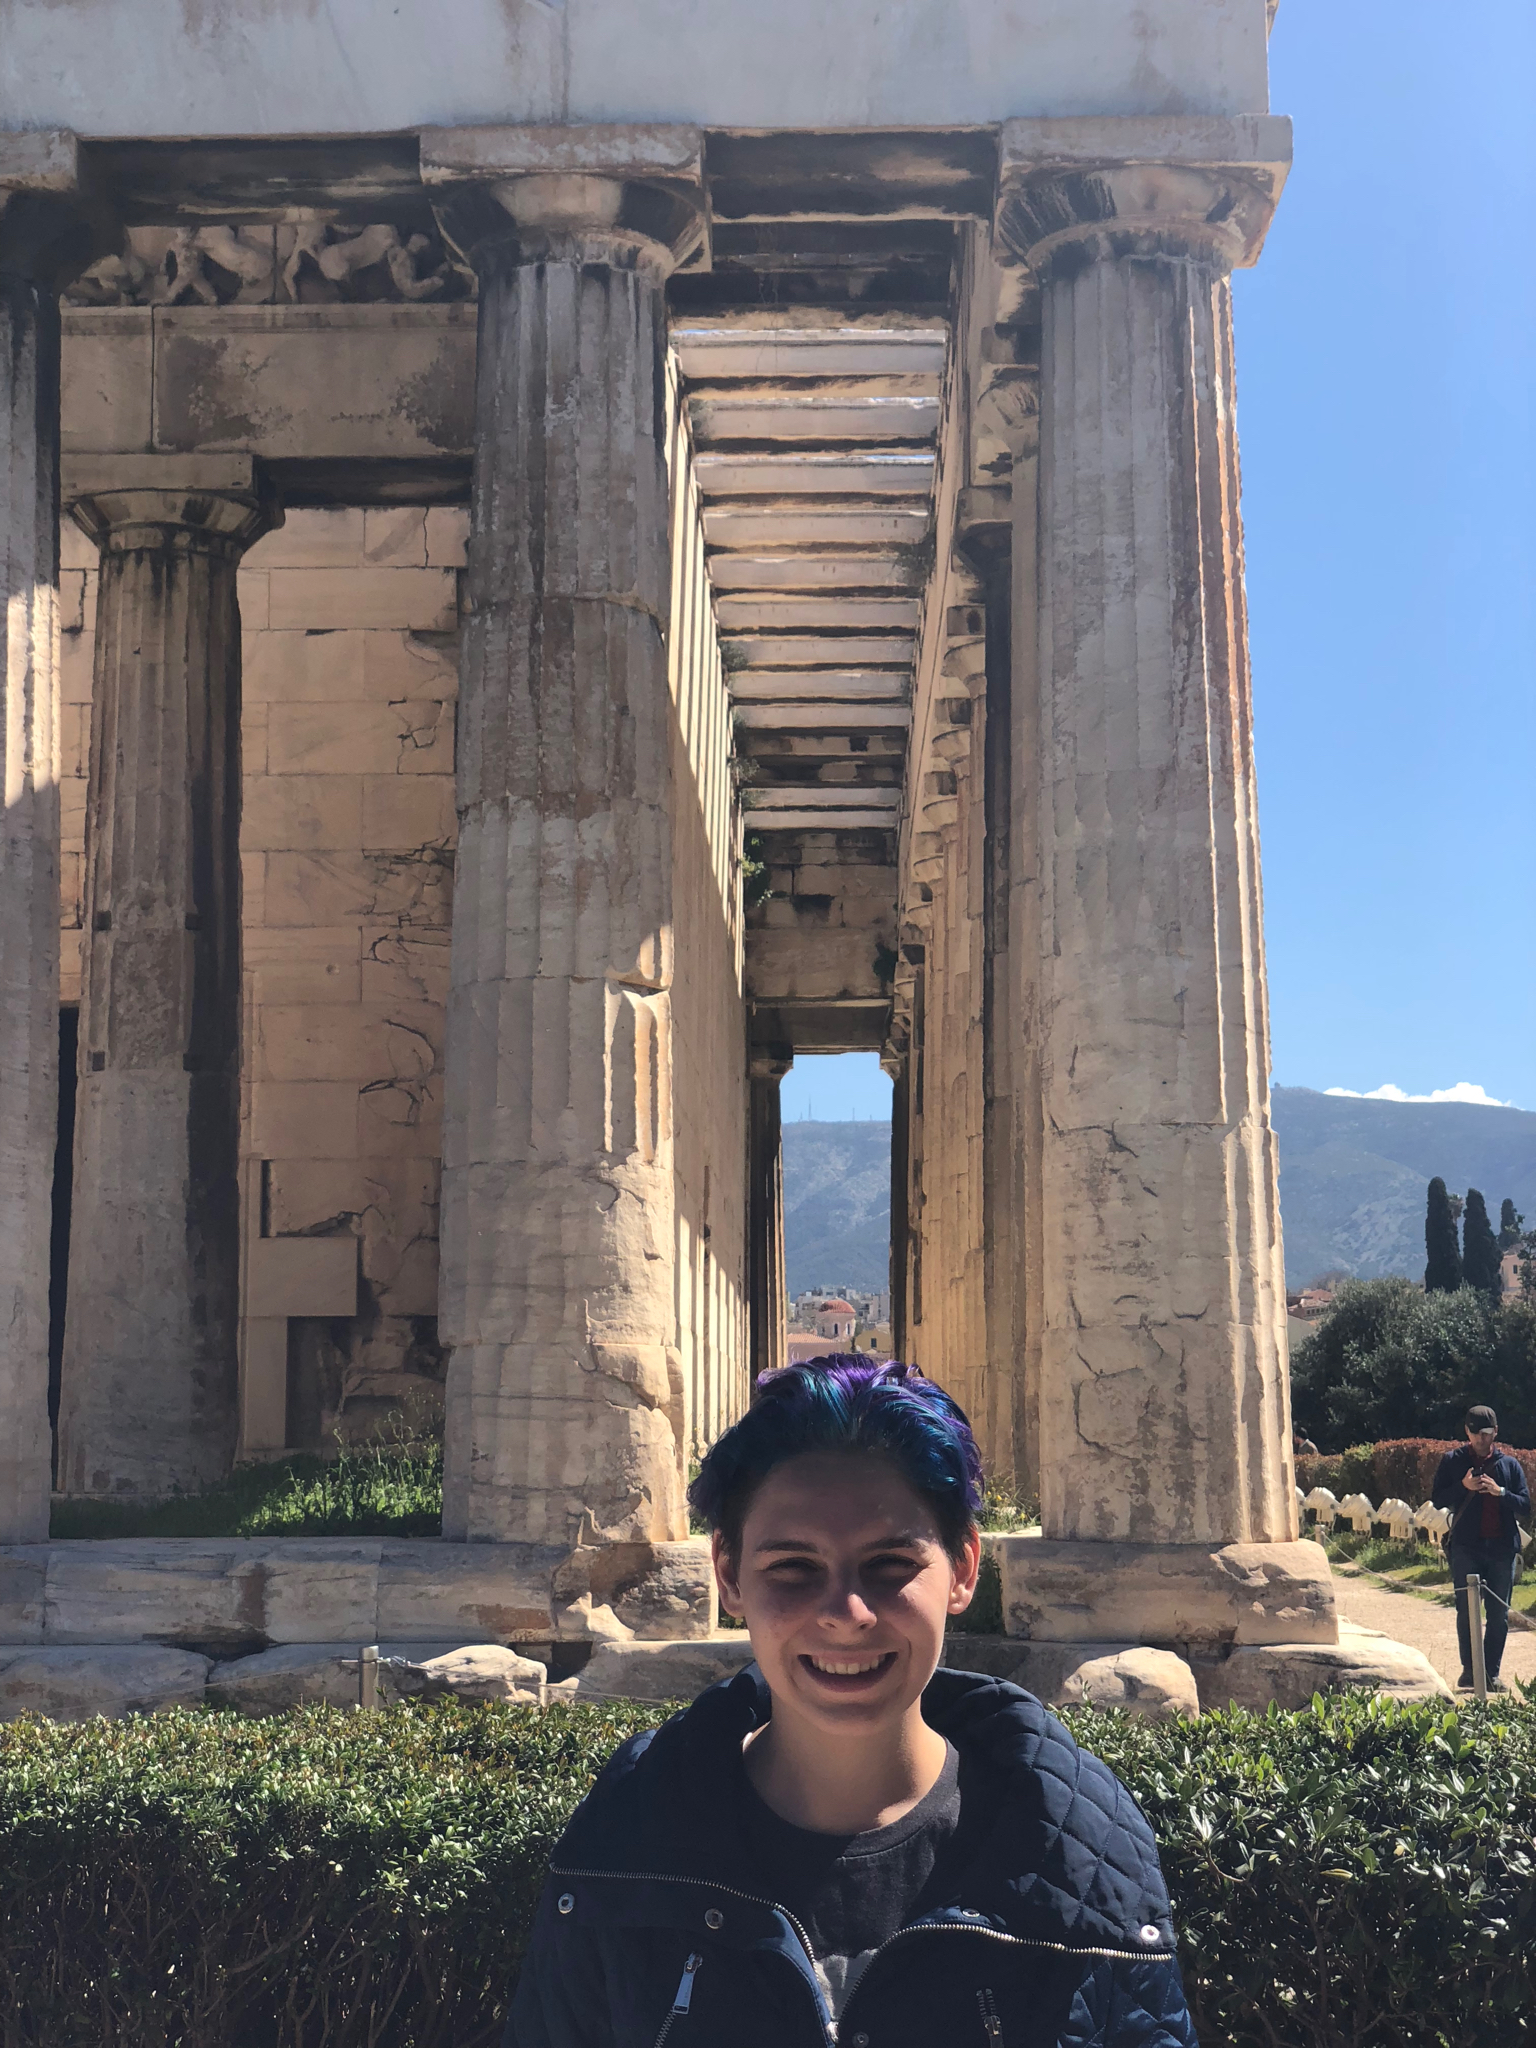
[780, 1088, 1536, 1296]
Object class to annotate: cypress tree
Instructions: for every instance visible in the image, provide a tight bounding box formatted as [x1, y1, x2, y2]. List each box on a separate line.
[1499, 1198, 1524, 1250]
[1424, 1178, 1463, 1293]
[1462, 1188, 1503, 1295]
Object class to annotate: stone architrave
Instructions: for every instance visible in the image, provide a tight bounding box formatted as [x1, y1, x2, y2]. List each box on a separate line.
[996, 117, 1298, 1551]
[0, 135, 99, 1542]
[423, 128, 709, 1546]
[55, 454, 279, 1498]
[747, 1046, 791, 1384]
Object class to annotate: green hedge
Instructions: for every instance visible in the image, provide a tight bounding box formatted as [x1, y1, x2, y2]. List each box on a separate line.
[1296, 1437, 1536, 1510]
[0, 1693, 1530, 2046]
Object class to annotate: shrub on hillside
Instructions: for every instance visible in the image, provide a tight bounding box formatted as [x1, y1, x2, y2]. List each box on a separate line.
[1290, 1279, 1536, 1450]
[0, 1695, 1531, 2046]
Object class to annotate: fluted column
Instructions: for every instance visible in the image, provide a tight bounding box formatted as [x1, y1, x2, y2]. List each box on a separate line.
[0, 141, 97, 1538]
[429, 135, 707, 1544]
[998, 118, 1295, 1546]
[748, 1048, 791, 1384]
[56, 455, 278, 1497]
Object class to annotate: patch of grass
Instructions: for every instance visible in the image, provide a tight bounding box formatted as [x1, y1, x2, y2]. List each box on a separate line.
[1323, 1527, 1452, 1587]
[976, 1482, 1039, 1534]
[49, 1439, 443, 1540]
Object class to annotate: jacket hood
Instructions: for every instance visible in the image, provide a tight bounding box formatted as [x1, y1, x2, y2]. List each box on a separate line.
[552, 1663, 1177, 1955]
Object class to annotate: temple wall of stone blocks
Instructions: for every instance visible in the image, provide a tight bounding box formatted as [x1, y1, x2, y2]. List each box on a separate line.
[58, 502, 463, 1452]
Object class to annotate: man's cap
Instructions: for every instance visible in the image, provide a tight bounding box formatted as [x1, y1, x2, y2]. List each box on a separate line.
[1466, 1405, 1499, 1434]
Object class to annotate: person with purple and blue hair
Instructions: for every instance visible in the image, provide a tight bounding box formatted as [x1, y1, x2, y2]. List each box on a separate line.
[507, 1356, 1197, 2048]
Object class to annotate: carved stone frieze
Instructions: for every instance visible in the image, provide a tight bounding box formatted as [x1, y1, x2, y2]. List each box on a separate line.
[65, 223, 475, 308]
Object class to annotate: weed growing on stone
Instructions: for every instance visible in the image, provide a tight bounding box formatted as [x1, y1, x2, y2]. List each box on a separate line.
[49, 1437, 444, 1540]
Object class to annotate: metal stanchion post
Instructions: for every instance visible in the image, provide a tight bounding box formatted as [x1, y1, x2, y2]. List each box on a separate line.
[1467, 1577, 1487, 1701]
[359, 1643, 379, 1710]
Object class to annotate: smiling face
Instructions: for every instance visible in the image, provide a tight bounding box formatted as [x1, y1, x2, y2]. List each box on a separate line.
[713, 1450, 980, 1738]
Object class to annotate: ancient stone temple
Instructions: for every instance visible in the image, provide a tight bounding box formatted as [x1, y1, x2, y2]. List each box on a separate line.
[0, 0, 1441, 1712]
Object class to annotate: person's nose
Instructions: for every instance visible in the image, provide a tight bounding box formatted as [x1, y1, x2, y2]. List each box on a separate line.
[817, 1567, 877, 1631]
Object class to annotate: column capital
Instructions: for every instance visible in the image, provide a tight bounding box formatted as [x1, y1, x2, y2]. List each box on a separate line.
[421, 123, 708, 278]
[995, 115, 1291, 278]
[0, 130, 116, 288]
[63, 453, 281, 557]
[749, 1044, 795, 1083]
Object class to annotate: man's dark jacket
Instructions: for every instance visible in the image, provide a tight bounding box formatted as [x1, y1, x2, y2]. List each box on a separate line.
[1431, 1444, 1532, 1553]
[507, 1664, 1197, 2048]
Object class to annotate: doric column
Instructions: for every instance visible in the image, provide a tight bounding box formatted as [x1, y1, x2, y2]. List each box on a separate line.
[55, 454, 278, 1497]
[957, 487, 1030, 1492]
[425, 129, 707, 1545]
[997, 118, 1296, 1547]
[0, 137, 98, 1539]
[747, 1047, 791, 1384]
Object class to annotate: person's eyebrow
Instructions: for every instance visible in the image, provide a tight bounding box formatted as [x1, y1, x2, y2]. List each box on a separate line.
[752, 1531, 933, 1555]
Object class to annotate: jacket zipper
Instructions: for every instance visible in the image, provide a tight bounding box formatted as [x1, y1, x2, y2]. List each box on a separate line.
[650, 1952, 703, 2048]
[978, 1987, 1004, 2044]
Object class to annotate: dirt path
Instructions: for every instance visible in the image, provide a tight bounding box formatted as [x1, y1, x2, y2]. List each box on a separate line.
[1333, 1568, 1536, 1691]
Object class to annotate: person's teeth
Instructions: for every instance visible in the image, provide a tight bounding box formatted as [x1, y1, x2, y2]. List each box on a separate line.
[809, 1655, 886, 1675]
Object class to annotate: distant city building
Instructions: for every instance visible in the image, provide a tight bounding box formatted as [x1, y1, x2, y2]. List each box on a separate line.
[1286, 1287, 1337, 1320]
[815, 1299, 857, 1342]
[789, 1287, 891, 1333]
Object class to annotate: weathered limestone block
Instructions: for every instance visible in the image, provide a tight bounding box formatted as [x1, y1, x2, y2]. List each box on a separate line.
[0, 1645, 211, 1720]
[206, 1638, 536, 1714]
[943, 1635, 1197, 1720]
[0, 1538, 718, 1652]
[56, 452, 280, 1498]
[1197, 1622, 1451, 1712]
[383, 1643, 548, 1703]
[0, 1548, 47, 1643]
[42, 1538, 382, 1652]
[996, 1536, 1336, 1648]
[554, 1538, 717, 1642]
[207, 1643, 362, 1713]
[575, 1633, 757, 1703]
[995, 121, 1295, 1549]
[377, 1539, 570, 1642]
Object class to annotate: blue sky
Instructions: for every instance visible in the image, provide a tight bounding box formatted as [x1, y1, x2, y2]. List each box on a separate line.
[781, 0, 1534, 1128]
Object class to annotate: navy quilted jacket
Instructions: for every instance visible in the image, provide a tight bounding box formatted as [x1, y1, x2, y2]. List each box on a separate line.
[506, 1665, 1198, 2048]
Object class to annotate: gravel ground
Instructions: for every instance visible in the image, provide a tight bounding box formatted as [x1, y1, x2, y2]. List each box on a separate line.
[1333, 1568, 1536, 1691]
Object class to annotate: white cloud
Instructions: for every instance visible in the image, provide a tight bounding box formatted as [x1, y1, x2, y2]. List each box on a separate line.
[1323, 1082, 1515, 1108]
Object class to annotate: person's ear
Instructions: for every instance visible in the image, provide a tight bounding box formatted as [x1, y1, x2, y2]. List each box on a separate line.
[713, 1529, 747, 1619]
[946, 1527, 984, 1615]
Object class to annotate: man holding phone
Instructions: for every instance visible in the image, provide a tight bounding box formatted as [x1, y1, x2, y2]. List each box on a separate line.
[1432, 1407, 1531, 1691]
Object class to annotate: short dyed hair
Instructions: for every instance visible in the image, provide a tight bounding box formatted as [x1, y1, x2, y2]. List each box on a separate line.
[1466, 1406, 1499, 1434]
[688, 1355, 984, 1561]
